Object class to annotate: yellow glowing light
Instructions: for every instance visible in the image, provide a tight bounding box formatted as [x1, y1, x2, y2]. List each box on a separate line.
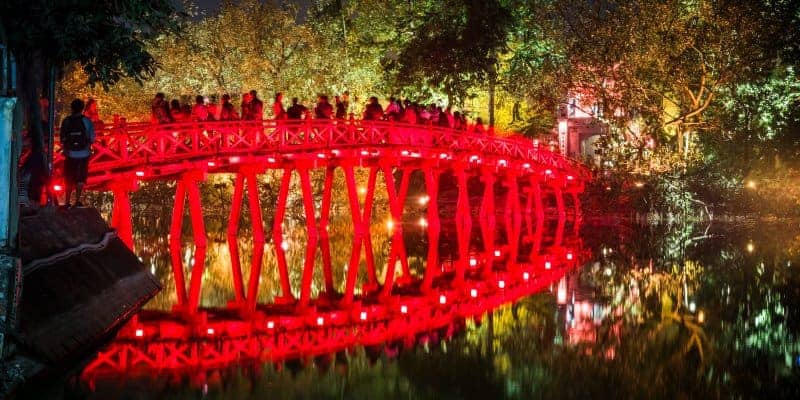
[746, 242, 755, 253]
[746, 180, 756, 189]
[697, 310, 705, 324]
[386, 219, 394, 231]
[634, 182, 644, 188]
[418, 195, 429, 205]
[358, 186, 367, 195]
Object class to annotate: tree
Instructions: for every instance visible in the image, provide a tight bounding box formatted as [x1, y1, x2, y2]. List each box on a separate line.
[387, 0, 514, 125]
[533, 0, 800, 157]
[0, 0, 182, 197]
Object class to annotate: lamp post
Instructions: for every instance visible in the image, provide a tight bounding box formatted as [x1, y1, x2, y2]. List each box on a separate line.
[557, 118, 568, 156]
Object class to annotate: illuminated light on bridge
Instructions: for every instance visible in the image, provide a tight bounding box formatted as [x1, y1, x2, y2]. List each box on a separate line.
[469, 258, 478, 267]
[419, 218, 428, 228]
[135, 329, 144, 338]
[52, 184, 63, 192]
[360, 311, 368, 321]
[400, 305, 408, 314]
[545, 169, 553, 175]
[523, 272, 530, 281]
[494, 249, 501, 257]
[567, 252, 574, 260]
[206, 328, 215, 335]
[498, 159, 507, 167]
[266, 321, 275, 329]
[135, 170, 145, 177]
[207, 161, 216, 167]
[545, 261, 552, 269]
[316, 317, 325, 326]
[498, 280, 506, 289]
[317, 153, 326, 159]
[470, 288, 478, 298]
[439, 295, 447, 304]
[418, 195, 429, 205]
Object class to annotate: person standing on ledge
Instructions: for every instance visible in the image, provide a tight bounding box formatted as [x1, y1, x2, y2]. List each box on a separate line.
[60, 99, 95, 208]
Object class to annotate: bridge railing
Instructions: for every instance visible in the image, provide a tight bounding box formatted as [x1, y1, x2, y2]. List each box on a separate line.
[54, 119, 590, 185]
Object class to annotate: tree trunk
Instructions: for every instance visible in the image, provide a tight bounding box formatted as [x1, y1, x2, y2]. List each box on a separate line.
[488, 70, 496, 129]
[16, 52, 48, 204]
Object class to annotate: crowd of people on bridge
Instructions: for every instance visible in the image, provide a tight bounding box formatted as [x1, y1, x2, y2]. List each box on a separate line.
[149, 91, 489, 133]
[23, 90, 490, 209]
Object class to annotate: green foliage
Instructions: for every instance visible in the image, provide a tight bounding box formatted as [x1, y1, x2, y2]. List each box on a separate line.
[1, 0, 182, 88]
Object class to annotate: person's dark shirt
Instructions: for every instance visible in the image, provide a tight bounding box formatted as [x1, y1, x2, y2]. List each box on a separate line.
[287, 104, 307, 119]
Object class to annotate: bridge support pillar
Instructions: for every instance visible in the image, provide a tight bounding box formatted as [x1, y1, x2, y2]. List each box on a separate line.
[553, 184, 566, 219]
[297, 166, 319, 309]
[110, 178, 137, 250]
[227, 173, 247, 305]
[343, 166, 378, 305]
[503, 172, 522, 273]
[454, 167, 472, 285]
[381, 165, 410, 299]
[272, 167, 294, 302]
[530, 176, 545, 223]
[479, 168, 496, 277]
[226, 167, 266, 312]
[420, 167, 441, 294]
[319, 166, 336, 296]
[169, 171, 207, 315]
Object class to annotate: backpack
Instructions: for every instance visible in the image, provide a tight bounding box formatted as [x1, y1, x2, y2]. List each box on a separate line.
[62, 115, 88, 152]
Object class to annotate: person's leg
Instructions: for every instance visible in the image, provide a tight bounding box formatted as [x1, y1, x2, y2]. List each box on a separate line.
[64, 157, 75, 207]
[74, 158, 89, 206]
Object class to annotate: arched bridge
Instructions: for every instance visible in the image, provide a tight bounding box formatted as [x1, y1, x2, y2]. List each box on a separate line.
[53, 119, 590, 318]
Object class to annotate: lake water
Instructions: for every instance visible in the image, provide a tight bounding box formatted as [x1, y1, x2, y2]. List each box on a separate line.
[54, 186, 800, 399]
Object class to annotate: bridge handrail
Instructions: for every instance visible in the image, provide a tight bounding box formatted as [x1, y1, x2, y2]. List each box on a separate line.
[54, 119, 590, 183]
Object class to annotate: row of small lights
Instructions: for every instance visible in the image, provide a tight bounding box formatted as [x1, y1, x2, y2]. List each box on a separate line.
[132, 260, 572, 339]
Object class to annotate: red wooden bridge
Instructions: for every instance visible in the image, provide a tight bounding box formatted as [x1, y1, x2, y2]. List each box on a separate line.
[53, 118, 589, 317]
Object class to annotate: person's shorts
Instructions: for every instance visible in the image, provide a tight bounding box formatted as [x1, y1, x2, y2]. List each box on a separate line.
[64, 157, 89, 185]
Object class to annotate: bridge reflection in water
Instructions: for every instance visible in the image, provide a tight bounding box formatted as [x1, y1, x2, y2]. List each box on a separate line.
[61, 119, 589, 388]
[81, 215, 585, 386]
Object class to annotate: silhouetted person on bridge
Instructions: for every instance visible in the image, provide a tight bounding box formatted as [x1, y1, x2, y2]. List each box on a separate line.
[287, 98, 307, 119]
[219, 94, 239, 120]
[151, 93, 172, 124]
[247, 90, 263, 121]
[335, 95, 346, 119]
[314, 95, 333, 119]
[273, 92, 286, 119]
[170, 99, 187, 122]
[191, 95, 212, 121]
[60, 99, 95, 207]
[363, 97, 383, 121]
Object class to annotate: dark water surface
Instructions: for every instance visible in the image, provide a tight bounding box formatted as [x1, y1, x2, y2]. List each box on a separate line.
[56, 217, 800, 399]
